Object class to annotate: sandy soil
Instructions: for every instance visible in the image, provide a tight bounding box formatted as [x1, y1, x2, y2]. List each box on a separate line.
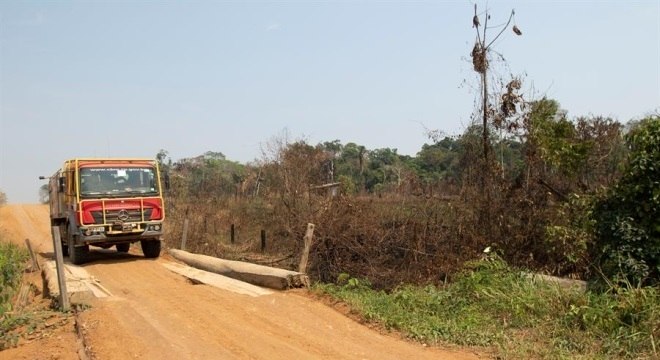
[0, 204, 481, 360]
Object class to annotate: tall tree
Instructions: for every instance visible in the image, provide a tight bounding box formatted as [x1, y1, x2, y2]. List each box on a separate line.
[469, 4, 523, 233]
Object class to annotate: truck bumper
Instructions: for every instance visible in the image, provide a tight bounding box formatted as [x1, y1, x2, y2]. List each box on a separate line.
[76, 223, 163, 245]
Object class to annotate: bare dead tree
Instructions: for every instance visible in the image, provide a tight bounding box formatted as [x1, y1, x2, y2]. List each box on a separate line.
[470, 3, 522, 228]
[471, 4, 521, 167]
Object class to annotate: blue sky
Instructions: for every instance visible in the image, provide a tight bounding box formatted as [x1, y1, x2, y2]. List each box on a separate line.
[1, 1, 658, 203]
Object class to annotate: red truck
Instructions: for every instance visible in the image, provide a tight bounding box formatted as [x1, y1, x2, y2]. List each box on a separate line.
[43, 158, 166, 264]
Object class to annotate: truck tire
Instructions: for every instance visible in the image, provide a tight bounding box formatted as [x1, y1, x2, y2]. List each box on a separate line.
[70, 244, 90, 265]
[140, 240, 161, 259]
[116, 243, 130, 253]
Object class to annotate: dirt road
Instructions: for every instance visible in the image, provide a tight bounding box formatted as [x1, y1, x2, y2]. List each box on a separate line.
[0, 204, 480, 360]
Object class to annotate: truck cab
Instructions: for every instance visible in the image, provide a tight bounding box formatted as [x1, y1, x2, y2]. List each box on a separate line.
[47, 158, 165, 264]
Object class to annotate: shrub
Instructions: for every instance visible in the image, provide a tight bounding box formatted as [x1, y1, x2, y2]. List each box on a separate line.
[593, 116, 660, 285]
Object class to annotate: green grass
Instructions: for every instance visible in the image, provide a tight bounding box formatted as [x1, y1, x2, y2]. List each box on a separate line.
[0, 240, 29, 349]
[315, 256, 659, 359]
[0, 240, 27, 315]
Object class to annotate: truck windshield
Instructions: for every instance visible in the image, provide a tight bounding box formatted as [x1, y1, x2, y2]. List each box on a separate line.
[79, 167, 159, 198]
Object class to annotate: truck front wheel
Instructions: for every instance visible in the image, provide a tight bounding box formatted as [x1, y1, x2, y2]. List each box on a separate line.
[140, 240, 161, 259]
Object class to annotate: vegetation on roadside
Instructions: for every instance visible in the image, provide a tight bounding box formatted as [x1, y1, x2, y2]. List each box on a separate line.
[0, 240, 27, 315]
[592, 117, 660, 286]
[0, 238, 30, 349]
[315, 255, 660, 359]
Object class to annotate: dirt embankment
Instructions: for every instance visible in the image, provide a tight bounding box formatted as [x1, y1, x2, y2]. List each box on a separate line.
[0, 204, 480, 360]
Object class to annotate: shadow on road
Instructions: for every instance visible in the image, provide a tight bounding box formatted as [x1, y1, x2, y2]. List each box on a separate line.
[39, 248, 156, 266]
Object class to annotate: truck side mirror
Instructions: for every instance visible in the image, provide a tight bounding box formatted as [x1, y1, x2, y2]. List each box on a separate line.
[58, 177, 65, 193]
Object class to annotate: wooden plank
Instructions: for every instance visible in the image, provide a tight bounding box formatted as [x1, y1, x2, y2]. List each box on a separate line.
[162, 262, 273, 297]
[41, 260, 112, 305]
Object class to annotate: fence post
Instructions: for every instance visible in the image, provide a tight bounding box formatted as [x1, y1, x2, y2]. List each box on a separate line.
[181, 219, 189, 251]
[230, 224, 235, 244]
[298, 223, 315, 274]
[260, 230, 266, 252]
[51, 227, 70, 312]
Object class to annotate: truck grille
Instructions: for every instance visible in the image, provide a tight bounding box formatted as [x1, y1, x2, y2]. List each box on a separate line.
[91, 209, 152, 224]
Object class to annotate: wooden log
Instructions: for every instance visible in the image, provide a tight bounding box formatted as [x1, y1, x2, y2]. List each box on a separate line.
[169, 249, 309, 290]
[298, 223, 315, 274]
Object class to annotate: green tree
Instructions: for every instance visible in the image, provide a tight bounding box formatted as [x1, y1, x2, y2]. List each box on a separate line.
[527, 99, 589, 177]
[524, 99, 624, 194]
[320, 140, 343, 157]
[337, 174, 356, 195]
[593, 116, 660, 284]
[336, 142, 368, 192]
[171, 151, 245, 198]
[415, 137, 462, 183]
